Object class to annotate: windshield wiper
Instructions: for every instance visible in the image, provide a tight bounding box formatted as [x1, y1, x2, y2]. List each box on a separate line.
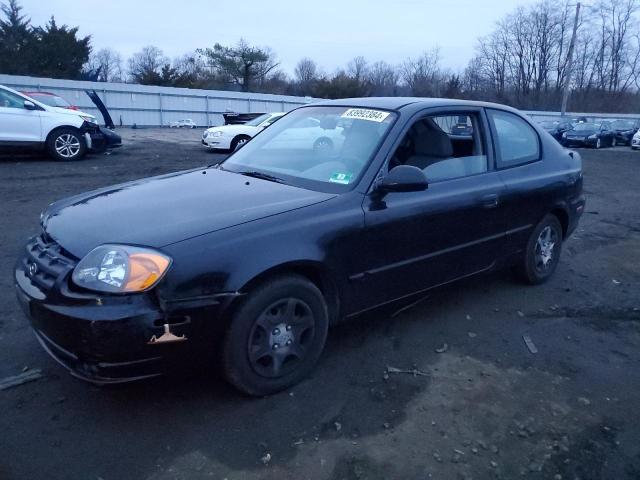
[237, 170, 285, 184]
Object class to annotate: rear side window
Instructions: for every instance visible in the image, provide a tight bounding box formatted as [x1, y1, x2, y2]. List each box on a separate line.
[488, 110, 540, 167]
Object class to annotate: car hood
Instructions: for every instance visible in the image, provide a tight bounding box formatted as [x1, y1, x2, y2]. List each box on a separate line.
[206, 125, 261, 135]
[49, 106, 96, 121]
[42, 168, 336, 258]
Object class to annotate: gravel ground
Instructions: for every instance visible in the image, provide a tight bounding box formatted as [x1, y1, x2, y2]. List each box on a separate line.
[1, 128, 639, 480]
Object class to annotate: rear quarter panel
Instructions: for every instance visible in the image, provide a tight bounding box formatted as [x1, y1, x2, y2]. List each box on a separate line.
[497, 126, 582, 252]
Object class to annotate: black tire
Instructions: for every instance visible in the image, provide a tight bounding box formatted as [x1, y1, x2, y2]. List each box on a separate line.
[514, 214, 563, 285]
[222, 275, 329, 396]
[46, 128, 87, 161]
[230, 135, 250, 152]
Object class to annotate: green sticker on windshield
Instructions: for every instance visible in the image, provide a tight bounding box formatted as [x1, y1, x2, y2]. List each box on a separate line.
[329, 172, 353, 185]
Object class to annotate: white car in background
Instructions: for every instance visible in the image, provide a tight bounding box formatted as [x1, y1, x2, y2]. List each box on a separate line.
[632, 130, 640, 150]
[170, 119, 197, 128]
[0, 84, 99, 161]
[202, 112, 284, 151]
[265, 116, 346, 151]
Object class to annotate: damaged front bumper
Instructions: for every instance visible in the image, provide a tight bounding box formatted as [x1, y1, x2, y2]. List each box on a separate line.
[81, 121, 122, 153]
[14, 234, 233, 384]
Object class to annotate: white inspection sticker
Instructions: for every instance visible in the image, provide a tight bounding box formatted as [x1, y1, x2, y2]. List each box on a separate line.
[341, 108, 390, 123]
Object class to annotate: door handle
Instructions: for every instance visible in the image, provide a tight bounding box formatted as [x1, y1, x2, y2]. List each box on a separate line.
[479, 193, 499, 209]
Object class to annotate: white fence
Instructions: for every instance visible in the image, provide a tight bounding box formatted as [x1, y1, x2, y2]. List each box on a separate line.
[0, 74, 315, 127]
[524, 110, 640, 123]
[2, 74, 638, 127]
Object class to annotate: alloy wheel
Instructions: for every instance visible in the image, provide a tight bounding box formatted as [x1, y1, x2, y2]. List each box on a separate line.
[54, 133, 81, 158]
[534, 225, 558, 275]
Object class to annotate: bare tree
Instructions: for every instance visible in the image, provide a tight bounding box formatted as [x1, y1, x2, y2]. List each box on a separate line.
[294, 57, 318, 84]
[367, 60, 399, 95]
[401, 48, 442, 96]
[128, 45, 169, 84]
[346, 55, 369, 81]
[87, 48, 123, 82]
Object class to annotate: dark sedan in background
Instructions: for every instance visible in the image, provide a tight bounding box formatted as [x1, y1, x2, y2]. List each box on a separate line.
[539, 120, 573, 142]
[15, 98, 585, 396]
[608, 119, 640, 146]
[561, 122, 615, 148]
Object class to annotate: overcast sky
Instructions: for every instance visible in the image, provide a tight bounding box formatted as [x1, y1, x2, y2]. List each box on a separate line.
[17, 0, 538, 75]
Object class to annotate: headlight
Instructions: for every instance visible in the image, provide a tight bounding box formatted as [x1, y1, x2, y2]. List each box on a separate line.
[80, 115, 96, 123]
[588, 134, 597, 139]
[210, 131, 223, 137]
[562, 132, 568, 138]
[72, 245, 171, 293]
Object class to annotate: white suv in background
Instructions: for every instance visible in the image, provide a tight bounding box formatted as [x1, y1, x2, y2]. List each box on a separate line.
[0, 84, 99, 161]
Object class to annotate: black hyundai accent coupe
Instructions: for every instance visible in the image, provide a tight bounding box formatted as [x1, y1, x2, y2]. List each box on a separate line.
[15, 98, 585, 395]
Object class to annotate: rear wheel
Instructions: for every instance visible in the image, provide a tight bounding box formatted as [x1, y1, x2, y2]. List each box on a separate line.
[47, 128, 86, 161]
[514, 214, 563, 285]
[222, 275, 329, 396]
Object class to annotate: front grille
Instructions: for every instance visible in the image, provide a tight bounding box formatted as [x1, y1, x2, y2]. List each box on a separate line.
[23, 234, 77, 292]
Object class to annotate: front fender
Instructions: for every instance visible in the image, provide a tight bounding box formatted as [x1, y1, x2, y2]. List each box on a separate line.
[157, 196, 364, 314]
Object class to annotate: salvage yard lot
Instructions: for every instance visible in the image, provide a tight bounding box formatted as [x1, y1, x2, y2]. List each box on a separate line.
[1, 129, 639, 480]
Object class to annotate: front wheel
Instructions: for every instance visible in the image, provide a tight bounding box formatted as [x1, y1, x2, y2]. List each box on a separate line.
[230, 135, 250, 152]
[222, 275, 329, 396]
[47, 128, 86, 161]
[514, 214, 563, 285]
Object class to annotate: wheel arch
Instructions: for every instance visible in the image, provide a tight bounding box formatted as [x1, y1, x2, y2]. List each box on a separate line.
[232, 134, 251, 144]
[45, 125, 83, 145]
[549, 206, 569, 239]
[232, 261, 342, 325]
[314, 136, 334, 147]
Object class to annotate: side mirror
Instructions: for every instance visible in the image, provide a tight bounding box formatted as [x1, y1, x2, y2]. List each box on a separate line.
[376, 165, 428, 194]
[24, 100, 37, 110]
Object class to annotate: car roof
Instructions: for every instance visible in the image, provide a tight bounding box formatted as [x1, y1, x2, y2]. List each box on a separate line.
[309, 97, 522, 113]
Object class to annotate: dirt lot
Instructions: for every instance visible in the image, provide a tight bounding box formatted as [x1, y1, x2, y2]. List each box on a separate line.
[1, 128, 639, 480]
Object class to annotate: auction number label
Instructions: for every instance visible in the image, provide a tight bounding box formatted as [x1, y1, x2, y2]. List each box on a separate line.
[341, 108, 390, 122]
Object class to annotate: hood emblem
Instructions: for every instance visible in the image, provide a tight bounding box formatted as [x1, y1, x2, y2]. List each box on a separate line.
[28, 262, 38, 276]
[148, 323, 187, 344]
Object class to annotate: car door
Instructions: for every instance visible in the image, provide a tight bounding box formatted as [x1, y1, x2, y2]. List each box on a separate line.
[0, 88, 42, 142]
[351, 108, 510, 312]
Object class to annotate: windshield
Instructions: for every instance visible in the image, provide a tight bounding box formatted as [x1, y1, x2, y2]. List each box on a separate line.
[245, 113, 274, 127]
[221, 106, 397, 192]
[573, 123, 597, 131]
